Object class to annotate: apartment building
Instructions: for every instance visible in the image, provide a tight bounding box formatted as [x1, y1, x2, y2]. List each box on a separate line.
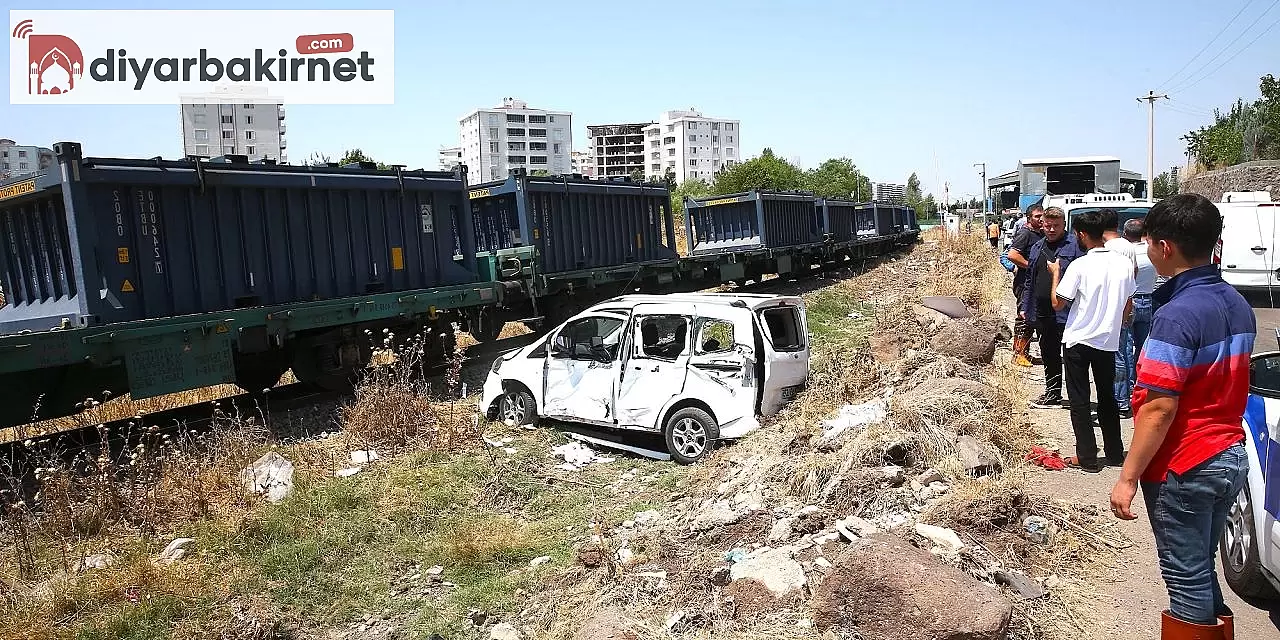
[439, 146, 462, 171]
[0, 139, 54, 179]
[641, 109, 740, 184]
[586, 122, 654, 178]
[179, 86, 286, 163]
[571, 150, 595, 177]
[873, 182, 906, 203]
[458, 98, 573, 182]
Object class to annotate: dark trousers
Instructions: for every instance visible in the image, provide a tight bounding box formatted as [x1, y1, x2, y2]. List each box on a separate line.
[1037, 315, 1064, 396]
[1064, 343, 1125, 464]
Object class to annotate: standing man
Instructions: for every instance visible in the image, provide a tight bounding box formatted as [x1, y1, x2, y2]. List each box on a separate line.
[1116, 218, 1157, 418]
[1019, 207, 1081, 407]
[1007, 203, 1045, 367]
[1049, 210, 1135, 472]
[987, 217, 1001, 249]
[1109, 194, 1254, 639]
[1096, 208, 1140, 419]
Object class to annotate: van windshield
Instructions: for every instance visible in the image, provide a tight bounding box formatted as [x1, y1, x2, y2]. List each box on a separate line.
[1068, 207, 1150, 231]
[759, 306, 805, 352]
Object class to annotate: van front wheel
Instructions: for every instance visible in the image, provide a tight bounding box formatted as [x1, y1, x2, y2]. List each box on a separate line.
[663, 407, 719, 465]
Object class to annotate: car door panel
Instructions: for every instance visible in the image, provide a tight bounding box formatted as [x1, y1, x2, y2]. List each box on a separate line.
[616, 305, 692, 430]
[542, 315, 625, 425]
[683, 308, 756, 431]
[756, 301, 811, 416]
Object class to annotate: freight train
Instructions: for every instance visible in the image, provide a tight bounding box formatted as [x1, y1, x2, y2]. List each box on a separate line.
[0, 143, 919, 428]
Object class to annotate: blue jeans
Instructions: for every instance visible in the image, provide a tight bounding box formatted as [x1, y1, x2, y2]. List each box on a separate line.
[1132, 295, 1153, 357]
[1140, 444, 1248, 624]
[1114, 326, 1134, 411]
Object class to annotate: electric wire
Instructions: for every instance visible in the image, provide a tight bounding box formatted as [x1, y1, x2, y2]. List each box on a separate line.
[1168, 0, 1280, 93]
[1155, 0, 1257, 91]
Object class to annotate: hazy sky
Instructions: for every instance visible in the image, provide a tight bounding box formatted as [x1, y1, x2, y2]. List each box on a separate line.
[5, 0, 1278, 199]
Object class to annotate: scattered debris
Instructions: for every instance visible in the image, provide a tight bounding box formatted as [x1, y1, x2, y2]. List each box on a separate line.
[915, 468, 945, 485]
[930, 317, 1000, 364]
[813, 557, 832, 569]
[921, 295, 973, 319]
[632, 510, 661, 528]
[425, 565, 444, 576]
[994, 568, 1047, 600]
[723, 548, 749, 563]
[691, 500, 748, 532]
[881, 464, 906, 487]
[571, 608, 637, 640]
[1025, 445, 1066, 470]
[768, 517, 795, 543]
[709, 566, 732, 586]
[957, 435, 1000, 475]
[489, 622, 523, 640]
[350, 450, 380, 465]
[158, 538, 194, 563]
[728, 547, 808, 598]
[1023, 516, 1050, 544]
[551, 441, 616, 471]
[615, 548, 635, 565]
[469, 610, 490, 626]
[334, 467, 362, 478]
[529, 556, 552, 567]
[817, 400, 888, 444]
[837, 516, 882, 538]
[913, 523, 966, 553]
[239, 452, 295, 503]
[79, 553, 115, 572]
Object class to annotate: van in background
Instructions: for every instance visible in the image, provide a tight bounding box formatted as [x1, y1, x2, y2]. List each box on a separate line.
[1217, 192, 1279, 292]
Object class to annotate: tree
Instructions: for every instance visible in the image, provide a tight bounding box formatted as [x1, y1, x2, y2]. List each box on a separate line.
[530, 169, 551, 177]
[711, 148, 806, 195]
[1184, 74, 1280, 169]
[1152, 171, 1178, 199]
[905, 173, 922, 205]
[803, 158, 872, 200]
[670, 178, 711, 220]
[629, 169, 645, 183]
[304, 151, 333, 166]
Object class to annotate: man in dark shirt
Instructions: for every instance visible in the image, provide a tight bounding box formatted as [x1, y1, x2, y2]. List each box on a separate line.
[1019, 207, 1083, 408]
[1006, 203, 1044, 366]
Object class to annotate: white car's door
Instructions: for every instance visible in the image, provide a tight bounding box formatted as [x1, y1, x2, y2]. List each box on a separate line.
[615, 304, 693, 430]
[542, 314, 626, 425]
[682, 306, 756, 432]
[755, 300, 811, 416]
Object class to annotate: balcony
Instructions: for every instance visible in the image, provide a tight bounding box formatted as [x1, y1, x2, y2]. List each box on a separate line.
[277, 105, 285, 120]
[279, 123, 286, 135]
[280, 136, 287, 149]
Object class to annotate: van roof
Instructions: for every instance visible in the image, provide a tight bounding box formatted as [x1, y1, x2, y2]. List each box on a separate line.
[589, 293, 804, 312]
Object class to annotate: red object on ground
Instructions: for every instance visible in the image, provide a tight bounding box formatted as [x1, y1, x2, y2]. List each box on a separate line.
[1025, 446, 1066, 470]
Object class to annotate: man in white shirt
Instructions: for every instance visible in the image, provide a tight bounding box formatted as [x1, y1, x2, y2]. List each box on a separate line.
[1098, 209, 1139, 417]
[1119, 218, 1156, 401]
[1048, 210, 1136, 472]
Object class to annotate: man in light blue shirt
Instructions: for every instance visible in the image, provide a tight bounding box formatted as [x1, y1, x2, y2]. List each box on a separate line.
[1114, 218, 1157, 417]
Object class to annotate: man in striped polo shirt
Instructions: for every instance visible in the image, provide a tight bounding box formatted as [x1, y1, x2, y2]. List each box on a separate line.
[1109, 194, 1254, 639]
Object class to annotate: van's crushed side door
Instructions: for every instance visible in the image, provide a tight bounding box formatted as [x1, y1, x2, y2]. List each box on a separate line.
[755, 300, 810, 416]
[683, 306, 757, 435]
[615, 303, 694, 431]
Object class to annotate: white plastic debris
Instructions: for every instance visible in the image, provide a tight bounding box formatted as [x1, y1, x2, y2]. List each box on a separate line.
[529, 556, 552, 567]
[335, 467, 362, 478]
[239, 452, 295, 503]
[914, 523, 966, 553]
[158, 538, 194, 563]
[350, 450, 380, 465]
[550, 441, 616, 470]
[818, 400, 888, 444]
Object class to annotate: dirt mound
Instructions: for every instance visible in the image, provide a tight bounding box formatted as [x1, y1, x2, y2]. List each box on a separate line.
[929, 316, 1006, 364]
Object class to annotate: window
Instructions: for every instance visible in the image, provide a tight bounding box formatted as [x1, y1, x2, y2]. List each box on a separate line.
[489, 127, 500, 138]
[725, 123, 734, 131]
[549, 115, 557, 123]
[651, 152, 660, 160]
[490, 141, 499, 153]
[1, 163, 7, 169]
[638, 315, 689, 360]
[223, 145, 234, 154]
[221, 115, 233, 124]
[668, 161, 675, 168]
[727, 147, 734, 155]
[696, 319, 735, 354]
[689, 160, 697, 167]
[490, 167, 500, 180]
[687, 122, 696, 130]
[529, 128, 546, 137]
[222, 130, 234, 139]
[509, 142, 526, 151]
[507, 128, 525, 136]
[193, 113, 206, 124]
[194, 129, 208, 140]
[508, 155, 526, 164]
[530, 156, 548, 164]
[245, 130, 256, 140]
[19, 162, 28, 170]
[760, 306, 805, 351]
[689, 147, 697, 154]
[666, 124, 674, 132]
[552, 143, 562, 154]
[664, 136, 675, 145]
[1, 151, 6, 157]
[711, 122, 720, 130]
[712, 136, 718, 143]
[243, 103, 255, 109]
[246, 145, 255, 155]
[488, 114, 501, 126]
[668, 149, 675, 156]
[652, 163, 661, 172]
[651, 141, 660, 149]
[688, 135, 697, 142]
[17, 150, 27, 158]
[506, 114, 525, 123]
[194, 144, 209, 155]
[553, 316, 625, 361]
[245, 115, 253, 125]
[529, 142, 547, 151]
[528, 114, 546, 124]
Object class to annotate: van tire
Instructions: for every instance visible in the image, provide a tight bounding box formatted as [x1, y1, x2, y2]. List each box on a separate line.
[498, 386, 537, 427]
[1221, 484, 1280, 600]
[663, 407, 719, 465]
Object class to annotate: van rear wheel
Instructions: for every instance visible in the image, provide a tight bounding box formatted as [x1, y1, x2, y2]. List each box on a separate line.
[663, 407, 719, 465]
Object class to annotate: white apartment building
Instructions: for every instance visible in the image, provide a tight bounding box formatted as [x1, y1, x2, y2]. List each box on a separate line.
[587, 122, 653, 178]
[0, 139, 54, 179]
[439, 146, 462, 171]
[642, 109, 740, 184]
[179, 86, 286, 163]
[571, 150, 594, 177]
[874, 182, 906, 203]
[458, 98, 573, 183]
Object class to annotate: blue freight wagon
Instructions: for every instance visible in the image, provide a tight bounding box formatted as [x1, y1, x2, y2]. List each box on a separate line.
[684, 191, 822, 256]
[0, 143, 499, 427]
[816, 198, 879, 243]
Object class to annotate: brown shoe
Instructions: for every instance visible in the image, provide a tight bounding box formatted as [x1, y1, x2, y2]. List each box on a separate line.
[1161, 611, 1225, 639]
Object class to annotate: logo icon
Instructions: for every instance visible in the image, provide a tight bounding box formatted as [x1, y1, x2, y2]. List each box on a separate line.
[12, 20, 84, 95]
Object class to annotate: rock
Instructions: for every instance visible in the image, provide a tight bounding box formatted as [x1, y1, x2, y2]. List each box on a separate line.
[633, 510, 661, 527]
[571, 608, 637, 640]
[915, 468, 946, 485]
[814, 557, 832, 569]
[615, 548, 635, 565]
[425, 565, 444, 576]
[797, 505, 821, 517]
[994, 568, 1047, 600]
[914, 523, 966, 553]
[238, 452, 294, 503]
[818, 400, 888, 446]
[930, 318, 1000, 364]
[768, 517, 795, 543]
[869, 334, 904, 364]
[839, 516, 881, 538]
[919, 482, 951, 502]
[834, 519, 857, 542]
[812, 532, 841, 545]
[957, 435, 1000, 475]
[468, 610, 489, 626]
[729, 547, 808, 598]
[490, 622, 522, 640]
[709, 566, 732, 586]
[335, 467, 362, 478]
[881, 465, 905, 487]
[529, 556, 551, 567]
[158, 537, 194, 563]
[690, 500, 746, 532]
[913, 305, 950, 333]
[812, 534, 1012, 639]
[1023, 516, 1050, 544]
[350, 450, 380, 465]
[80, 553, 115, 572]
[577, 544, 605, 568]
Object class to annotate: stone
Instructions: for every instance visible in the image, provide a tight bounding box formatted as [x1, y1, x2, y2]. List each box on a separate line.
[881, 465, 906, 487]
[1180, 161, 1280, 203]
[913, 305, 950, 333]
[914, 523, 966, 553]
[571, 608, 638, 640]
[812, 534, 1011, 639]
[350, 450, 380, 465]
[425, 565, 444, 576]
[529, 556, 551, 567]
[690, 500, 746, 532]
[469, 610, 489, 626]
[930, 317, 1001, 365]
[994, 568, 1047, 600]
[768, 517, 795, 543]
[633, 510, 661, 527]
[158, 537, 194, 563]
[577, 544, 605, 568]
[1023, 516, 1050, 544]
[490, 622, 522, 640]
[729, 547, 808, 598]
[238, 452, 294, 503]
[709, 566, 732, 586]
[869, 334, 904, 364]
[615, 548, 634, 565]
[957, 435, 1000, 475]
[915, 468, 946, 485]
[814, 557, 832, 569]
[80, 553, 115, 572]
[839, 516, 881, 538]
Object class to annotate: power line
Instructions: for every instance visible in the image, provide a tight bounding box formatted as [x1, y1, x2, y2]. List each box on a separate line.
[1156, 0, 1256, 91]
[1169, 0, 1280, 93]
[1172, 11, 1280, 93]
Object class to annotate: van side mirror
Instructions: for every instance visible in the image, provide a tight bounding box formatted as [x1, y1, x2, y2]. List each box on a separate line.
[1250, 353, 1280, 396]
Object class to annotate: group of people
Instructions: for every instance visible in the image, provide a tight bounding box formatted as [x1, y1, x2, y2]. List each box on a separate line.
[1000, 194, 1256, 639]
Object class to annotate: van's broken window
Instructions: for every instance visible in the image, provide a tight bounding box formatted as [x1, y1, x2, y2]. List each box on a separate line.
[639, 315, 689, 360]
[696, 319, 735, 354]
[760, 306, 804, 351]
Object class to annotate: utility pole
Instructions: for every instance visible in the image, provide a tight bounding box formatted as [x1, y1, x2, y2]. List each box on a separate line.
[1137, 90, 1168, 199]
[973, 162, 987, 222]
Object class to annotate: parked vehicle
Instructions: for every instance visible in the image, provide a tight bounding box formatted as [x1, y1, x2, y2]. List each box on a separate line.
[1215, 192, 1278, 292]
[481, 293, 810, 463]
[1222, 349, 1280, 601]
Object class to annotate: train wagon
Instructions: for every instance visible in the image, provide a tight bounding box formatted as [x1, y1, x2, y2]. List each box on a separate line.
[684, 191, 822, 256]
[816, 198, 876, 243]
[0, 143, 498, 427]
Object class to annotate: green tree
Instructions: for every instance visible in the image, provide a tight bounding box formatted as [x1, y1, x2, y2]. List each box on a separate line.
[905, 172, 922, 205]
[803, 158, 873, 200]
[1152, 171, 1178, 199]
[530, 169, 551, 177]
[670, 178, 712, 220]
[1184, 74, 1280, 169]
[335, 148, 392, 170]
[629, 169, 645, 183]
[710, 148, 806, 195]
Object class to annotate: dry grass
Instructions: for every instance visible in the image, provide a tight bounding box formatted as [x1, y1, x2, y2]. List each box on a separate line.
[0, 384, 243, 445]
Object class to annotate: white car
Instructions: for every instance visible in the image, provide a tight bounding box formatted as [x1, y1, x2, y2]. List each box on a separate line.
[1222, 350, 1280, 601]
[480, 293, 810, 464]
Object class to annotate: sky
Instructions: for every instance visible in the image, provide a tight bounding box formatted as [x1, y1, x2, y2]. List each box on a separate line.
[4, 0, 1279, 201]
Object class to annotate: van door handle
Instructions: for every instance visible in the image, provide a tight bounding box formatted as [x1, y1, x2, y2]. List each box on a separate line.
[1252, 246, 1267, 254]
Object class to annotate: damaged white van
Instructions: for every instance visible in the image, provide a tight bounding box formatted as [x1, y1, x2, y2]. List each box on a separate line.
[481, 293, 810, 464]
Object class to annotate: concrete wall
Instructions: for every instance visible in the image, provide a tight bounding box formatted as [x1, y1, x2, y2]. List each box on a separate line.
[1179, 160, 1280, 202]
